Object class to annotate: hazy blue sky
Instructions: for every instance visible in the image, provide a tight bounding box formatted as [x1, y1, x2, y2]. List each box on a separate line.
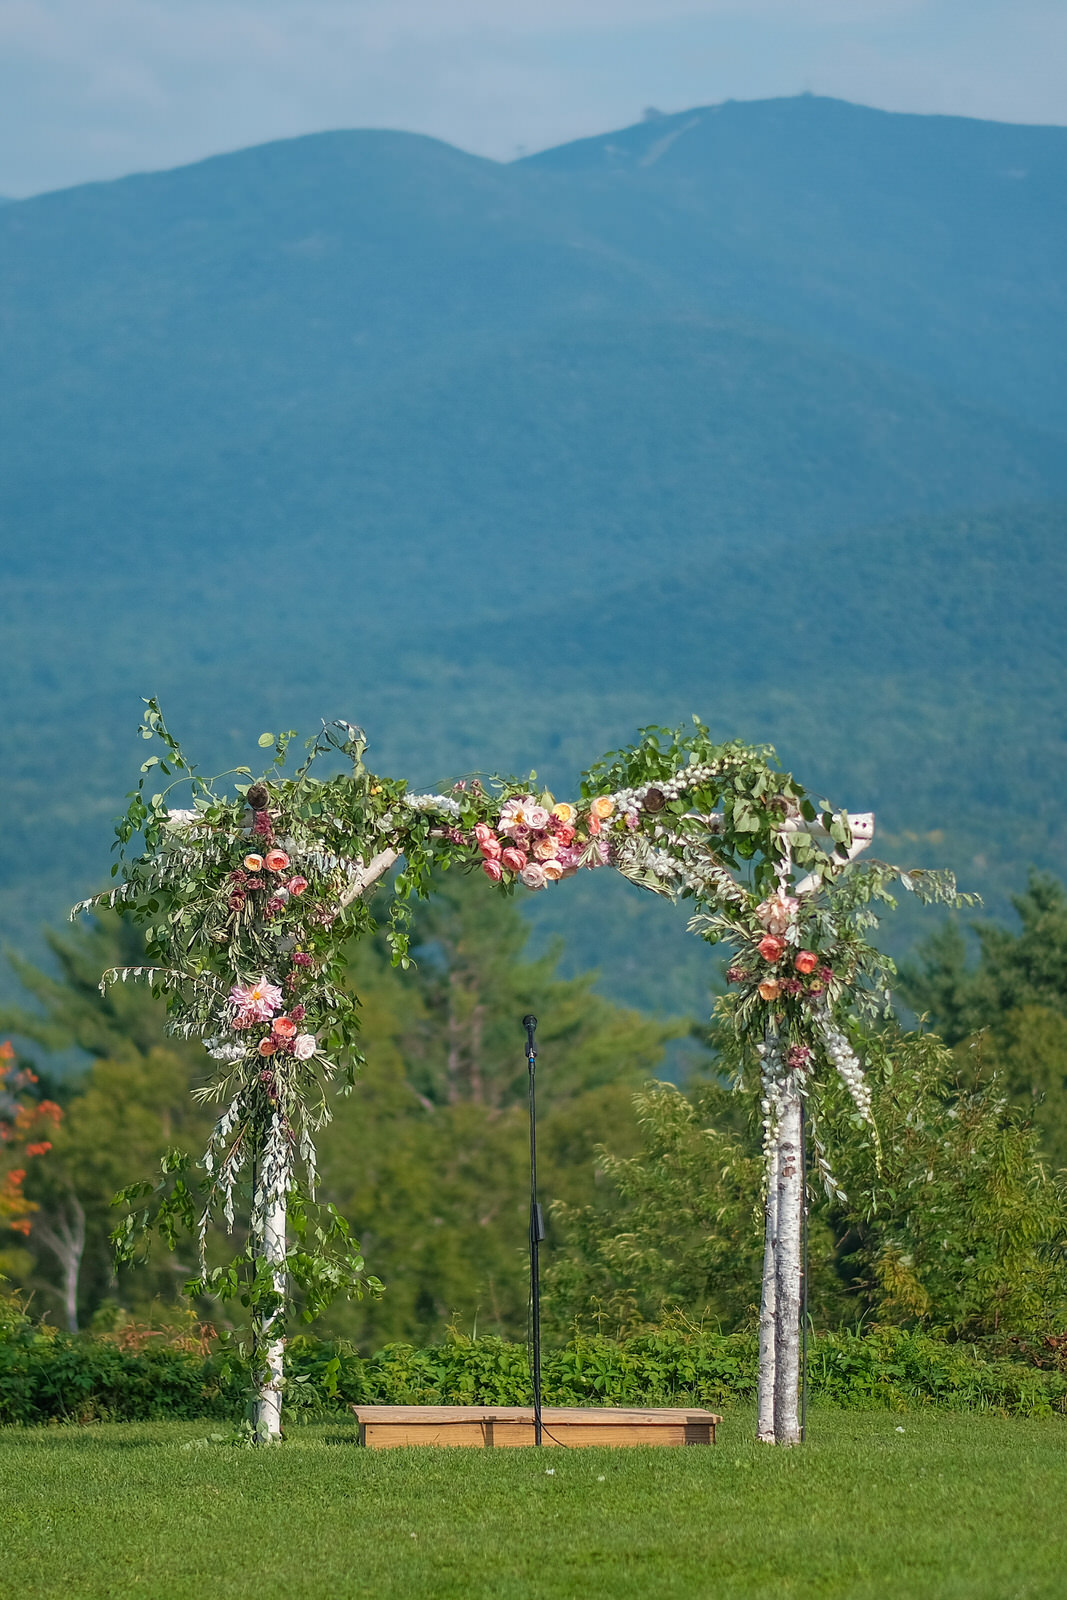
[2, 0, 1064, 196]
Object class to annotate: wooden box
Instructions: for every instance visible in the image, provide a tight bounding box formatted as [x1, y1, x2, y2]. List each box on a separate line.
[352, 1404, 721, 1449]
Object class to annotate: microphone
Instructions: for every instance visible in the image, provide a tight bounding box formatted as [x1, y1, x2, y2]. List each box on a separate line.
[523, 1014, 537, 1057]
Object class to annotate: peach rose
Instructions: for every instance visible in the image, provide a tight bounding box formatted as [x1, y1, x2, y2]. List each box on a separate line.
[258, 1036, 278, 1056]
[765, 894, 800, 935]
[794, 950, 818, 975]
[501, 846, 527, 872]
[758, 978, 781, 1002]
[264, 849, 290, 873]
[552, 802, 575, 824]
[758, 935, 785, 962]
[532, 834, 559, 860]
[243, 853, 264, 872]
[591, 796, 615, 820]
[542, 860, 564, 882]
[272, 1015, 298, 1040]
[482, 857, 504, 882]
[287, 876, 309, 896]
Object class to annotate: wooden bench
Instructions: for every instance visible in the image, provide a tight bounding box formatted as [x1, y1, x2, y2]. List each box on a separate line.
[352, 1405, 721, 1448]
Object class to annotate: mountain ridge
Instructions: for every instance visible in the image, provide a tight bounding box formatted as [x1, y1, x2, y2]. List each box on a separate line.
[1, 94, 1065, 1015]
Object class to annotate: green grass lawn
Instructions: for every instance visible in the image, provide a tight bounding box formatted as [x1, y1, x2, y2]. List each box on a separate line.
[2, 1407, 1064, 1599]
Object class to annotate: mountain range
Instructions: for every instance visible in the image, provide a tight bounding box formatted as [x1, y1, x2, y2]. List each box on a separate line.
[2, 95, 1065, 1016]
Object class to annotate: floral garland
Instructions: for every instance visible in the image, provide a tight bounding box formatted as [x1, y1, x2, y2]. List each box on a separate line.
[86, 705, 969, 1366]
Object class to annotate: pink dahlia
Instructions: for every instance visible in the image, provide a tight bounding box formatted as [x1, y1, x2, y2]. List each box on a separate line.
[498, 796, 537, 836]
[230, 978, 283, 1022]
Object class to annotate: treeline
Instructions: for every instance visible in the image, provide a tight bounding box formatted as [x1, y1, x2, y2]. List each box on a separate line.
[2, 873, 1066, 1348]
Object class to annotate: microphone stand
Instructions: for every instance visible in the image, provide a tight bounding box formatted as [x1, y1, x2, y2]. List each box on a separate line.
[523, 1014, 544, 1446]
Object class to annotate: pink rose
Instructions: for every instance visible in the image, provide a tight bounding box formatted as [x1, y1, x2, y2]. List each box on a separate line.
[501, 846, 527, 873]
[474, 823, 496, 846]
[794, 950, 818, 975]
[479, 836, 502, 860]
[293, 1034, 317, 1060]
[287, 876, 309, 897]
[520, 861, 547, 890]
[525, 805, 550, 830]
[482, 857, 504, 882]
[258, 1036, 278, 1056]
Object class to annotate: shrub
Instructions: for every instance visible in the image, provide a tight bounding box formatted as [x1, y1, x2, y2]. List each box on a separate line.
[1, 1290, 1064, 1424]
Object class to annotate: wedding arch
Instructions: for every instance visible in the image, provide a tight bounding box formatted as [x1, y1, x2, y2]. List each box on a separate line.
[80, 702, 963, 1445]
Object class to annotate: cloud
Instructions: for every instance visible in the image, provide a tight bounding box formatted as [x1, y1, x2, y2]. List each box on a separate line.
[0, 0, 1062, 196]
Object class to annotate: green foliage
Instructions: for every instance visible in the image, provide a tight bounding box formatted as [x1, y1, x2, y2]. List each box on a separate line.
[316, 870, 674, 1345]
[2, 881, 675, 1343]
[542, 1081, 764, 1337]
[903, 874, 1067, 1042]
[547, 1030, 1067, 1339]
[903, 874, 1067, 1168]
[820, 1030, 1067, 1336]
[2, 1287, 1066, 1423]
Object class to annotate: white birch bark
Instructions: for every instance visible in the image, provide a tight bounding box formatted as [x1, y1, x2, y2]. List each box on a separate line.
[253, 1114, 291, 1441]
[773, 1079, 803, 1445]
[35, 1193, 86, 1334]
[757, 1132, 778, 1442]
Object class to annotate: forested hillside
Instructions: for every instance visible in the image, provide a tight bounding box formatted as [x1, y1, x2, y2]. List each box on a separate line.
[2, 94, 1065, 1013]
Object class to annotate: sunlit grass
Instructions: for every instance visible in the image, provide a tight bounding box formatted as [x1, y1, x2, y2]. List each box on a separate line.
[4, 1406, 1065, 1599]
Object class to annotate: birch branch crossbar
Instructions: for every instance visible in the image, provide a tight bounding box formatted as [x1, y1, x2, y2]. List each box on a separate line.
[351, 1405, 722, 1448]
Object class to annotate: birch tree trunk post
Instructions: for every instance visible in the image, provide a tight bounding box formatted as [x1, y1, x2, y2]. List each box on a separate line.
[773, 1076, 804, 1445]
[757, 1122, 779, 1443]
[253, 1113, 291, 1442]
[248, 846, 398, 1442]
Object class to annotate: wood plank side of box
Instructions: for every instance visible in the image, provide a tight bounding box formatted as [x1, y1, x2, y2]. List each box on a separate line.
[353, 1405, 721, 1449]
